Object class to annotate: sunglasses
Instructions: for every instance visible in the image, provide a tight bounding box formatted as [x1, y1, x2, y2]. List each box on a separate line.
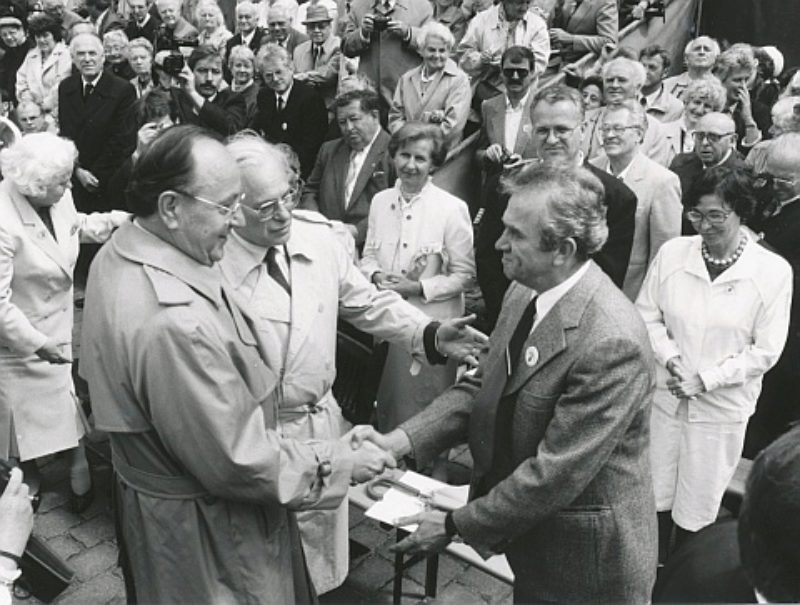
[502, 67, 530, 80]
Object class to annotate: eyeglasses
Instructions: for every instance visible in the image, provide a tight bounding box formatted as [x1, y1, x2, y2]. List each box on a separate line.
[599, 124, 640, 136]
[245, 185, 300, 221]
[175, 190, 245, 217]
[502, 67, 530, 80]
[685, 209, 731, 224]
[692, 131, 734, 143]
[533, 125, 580, 139]
[770, 174, 798, 188]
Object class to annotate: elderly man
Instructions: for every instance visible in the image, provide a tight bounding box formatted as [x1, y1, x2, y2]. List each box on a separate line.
[640, 45, 684, 123]
[15, 100, 52, 134]
[457, 0, 549, 100]
[663, 36, 720, 100]
[250, 43, 327, 178]
[220, 133, 486, 594]
[43, 0, 84, 41]
[301, 89, 392, 248]
[669, 112, 741, 234]
[154, 0, 198, 51]
[342, 0, 432, 113]
[124, 0, 161, 46]
[58, 33, 137, 213]
[477, 84, 636, 327]
[349, 162, 658, 603]
[549, 0, 618, 65]
[583, 57, 671, 165]
[172, 45, 247, 135]
[224, 1, 266, 66]
[590, 100, 682, 300]
[266, 5, 308, 54]
[79, 125, 398, 604]
[292, 6, 340, 112]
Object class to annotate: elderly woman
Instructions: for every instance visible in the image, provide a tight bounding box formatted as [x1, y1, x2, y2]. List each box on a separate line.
[0, 133, 129, 511]
[228, 44, 258, 121]
[15, 14, 71, 119]
[663, 36, 720, 100]
[744, 96, 800, 174]
[636, 166, 792, 561]
[103, 30, 136, 80]
[128, 37, 155, 98]
[360, 123, 475, 434]
[663, 77, 727, 162]
[579, 75, 604, 111]
[195, 0, 231, 59]
[388, 22, 471, 146]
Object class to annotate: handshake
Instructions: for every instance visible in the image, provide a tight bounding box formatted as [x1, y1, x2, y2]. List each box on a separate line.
[340, 425, 412, 484]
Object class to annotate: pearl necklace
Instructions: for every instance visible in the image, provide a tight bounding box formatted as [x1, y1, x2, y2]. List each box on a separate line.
[702, 233, 747, 268]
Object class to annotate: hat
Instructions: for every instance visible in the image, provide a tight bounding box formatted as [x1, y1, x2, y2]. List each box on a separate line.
[0, 3, 25, 28]
[302, 5, 332, 24]
[761, 45, 784, 78]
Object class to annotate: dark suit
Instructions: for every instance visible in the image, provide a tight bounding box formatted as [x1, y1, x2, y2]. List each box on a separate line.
[476, 161, 636, 328]
[300, 130, 394, 247]
[668, 150, 743, 234]
[250, 80, 327, 178]
[58, 71, 137, 212]
[401, 263, 658, 602]
[124, 14, 162, 47]
[174, 88, 248, 136]
[95, 9, 125, 37]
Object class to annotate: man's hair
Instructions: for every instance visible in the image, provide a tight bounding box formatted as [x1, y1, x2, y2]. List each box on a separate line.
[235, 0, 256, 17]
[766, 132, 800, 174]
[502, 163, 608, 260]
[603, 99, 648, 133]
[188, 44, 221, 69]
[388, 122, 447, 167]
[713, 44, 757, 82]
[256, 42, 292, 71]
[126, 125, 221, 217]
[69, 32, 103, 54]
[639, 44, 670, 71]
[685, 166, 758, 223]
[602, 57, 646, 89]
[684, 35, 720, 59]
[739, 426, 800, 602]
[531, 84, 585, 122]
[334, 88, 380, 114]
[770, 98, 800, 134]
[683, 76, 727, 111]
[136, 88, 174, 126]
[500, 45, 535, 71]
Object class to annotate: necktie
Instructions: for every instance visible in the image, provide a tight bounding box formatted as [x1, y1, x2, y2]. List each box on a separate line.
[312, 45, 321, 65]
[506, 296, 537, 375]
[36, 206, 57, 241]
[276, 95, 284, 113]
[83, 82, 94, 101]
[343, 149, 360, 208]
[265, 247, 291, 295]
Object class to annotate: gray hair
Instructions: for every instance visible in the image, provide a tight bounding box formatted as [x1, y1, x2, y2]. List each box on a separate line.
[69, 32, 103, 55]
[0, 133, 77, 197]
[236, 1, 256, 17]
[256, 42, 292, 71]
[129, 36, 154, 56]
[602, 57, 646, 90]
[683, 76, 727, 111]
[420, 21, 454, 52]
[713, 44, 757, 82]
[228, 43, 255, 70]
[156, 0, 181, 10]
[195, 0, 224, 29]
[267, 5, 290, 22]
[685, 35, 720, 58]
[603, 99, 648, 133]
[766, 132, 800, 175]
[503, 163, 608, 259]
[226, 131, 293, 188]
[103, 29, 129, 47]
[771, 96, 800, 133]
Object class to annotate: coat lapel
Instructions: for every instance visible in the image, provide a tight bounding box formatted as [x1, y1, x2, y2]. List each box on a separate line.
[347, 131, 388, 213]
[511, 94, 535, 155]
[286, 250, 318, 362]
[332, 141, 350, 216]
[567, 0, 591, 29]
[8, 186, 71, 276]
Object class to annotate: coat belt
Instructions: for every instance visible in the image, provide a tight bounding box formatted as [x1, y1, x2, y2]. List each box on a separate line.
[113, 453, 209, 500]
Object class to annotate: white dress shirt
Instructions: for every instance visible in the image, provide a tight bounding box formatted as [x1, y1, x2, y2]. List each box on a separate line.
[343, 127, 380, 206]
[503, 89, 530, 152]
[530, 261, 590, 333]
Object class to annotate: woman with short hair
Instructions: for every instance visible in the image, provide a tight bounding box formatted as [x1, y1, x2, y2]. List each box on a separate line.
[636, 166, 792, 561]
[103, 29, 136, 80]
[195, 0, 231, 59]
[662, 77, 727, 162]
[228, 44, 258, 121]
[0, 133, 129, 510]
[128, 36, 155, 98]
[388, 21, 471, 146]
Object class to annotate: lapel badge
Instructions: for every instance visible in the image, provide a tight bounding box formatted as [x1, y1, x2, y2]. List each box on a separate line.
[525, 346, 539, 367]
[281, 122, 288, 131]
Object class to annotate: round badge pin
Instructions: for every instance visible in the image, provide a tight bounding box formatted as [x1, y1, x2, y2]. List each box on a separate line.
[525, 346, 539, 367]
[281, 122, 288, 131]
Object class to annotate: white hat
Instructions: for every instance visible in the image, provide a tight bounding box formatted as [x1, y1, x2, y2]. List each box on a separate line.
[761, 46, 784, 78]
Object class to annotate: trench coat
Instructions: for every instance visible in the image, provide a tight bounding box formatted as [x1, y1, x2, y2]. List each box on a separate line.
[15, 42, 72, 116]
[80, 220, 358, 603]
[219, 211, 433, 594]
[0, 181, 127, 460]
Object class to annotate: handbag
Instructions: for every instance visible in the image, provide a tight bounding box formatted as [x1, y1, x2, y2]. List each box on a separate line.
[16, 535, 75, 603]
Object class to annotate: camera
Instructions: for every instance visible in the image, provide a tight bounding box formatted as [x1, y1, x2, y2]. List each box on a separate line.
[161, 51, 186, 76]
[372, 12, 392, 32]
[644, 0, 666, 21]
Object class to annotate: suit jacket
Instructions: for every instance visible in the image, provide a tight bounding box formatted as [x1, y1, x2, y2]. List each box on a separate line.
[401, 263, 658, 602]
[292, 35, 341, 109]
[300, 130, 394, 246]
[591, 152, 682, 300]
[475, 91, 537, 165]
[124, 14, 162, 46]
[95, 9, 126, 37]
[476, 161, 636, 328]
[272, 28, 309, 57]
[250, 80, 328, 178]
[584, 106, 672, 166]
[555, 0, 618, 64]
[342, 0, 432, 108]
[174, 87, 248, 135]
[58, 71, 137, 212]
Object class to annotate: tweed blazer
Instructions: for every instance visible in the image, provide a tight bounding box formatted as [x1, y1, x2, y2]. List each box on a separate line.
[401, 262, 658, 602]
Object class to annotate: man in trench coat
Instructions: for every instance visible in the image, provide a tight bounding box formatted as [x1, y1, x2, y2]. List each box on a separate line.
[79, 125, 395, 604]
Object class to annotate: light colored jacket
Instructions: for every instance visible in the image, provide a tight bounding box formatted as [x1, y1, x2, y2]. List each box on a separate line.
[388, 59, 471, 145]
[15, 42, 72, 115]
[643, 83, 684, 123]
[292, 35, 342, 108]
[0, 181, 127, 459]
[636, 235, 793, 423]
[583, 106, 672, 166]
[591, 152, 682, 300]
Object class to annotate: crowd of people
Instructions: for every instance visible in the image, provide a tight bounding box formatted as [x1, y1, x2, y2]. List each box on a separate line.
[0, 0, 798, 602]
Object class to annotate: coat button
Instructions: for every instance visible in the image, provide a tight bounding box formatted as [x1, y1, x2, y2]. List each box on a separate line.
[406, 215, 412, 221]
[390, 204, 395, 210]
[402, 242, 408, 248]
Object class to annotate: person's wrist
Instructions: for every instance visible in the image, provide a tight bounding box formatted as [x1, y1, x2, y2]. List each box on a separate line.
[444, 510, 459, 538]
[386, 429, 412, 458]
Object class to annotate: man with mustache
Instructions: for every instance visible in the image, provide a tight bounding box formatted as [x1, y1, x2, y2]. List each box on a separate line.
[172, 44, 248, 135]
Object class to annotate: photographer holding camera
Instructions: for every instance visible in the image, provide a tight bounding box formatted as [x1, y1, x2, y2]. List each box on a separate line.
[0, 468, 34, 605]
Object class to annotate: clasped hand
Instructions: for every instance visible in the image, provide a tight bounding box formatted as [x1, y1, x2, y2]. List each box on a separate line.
[666, 356, 705, 399]
[343, 436, 397, 484]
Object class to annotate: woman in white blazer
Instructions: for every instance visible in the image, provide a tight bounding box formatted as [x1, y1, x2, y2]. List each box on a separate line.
[662, 77, 727, 165]
[0, 133, 128, 512]
[15, 14, 72, 122]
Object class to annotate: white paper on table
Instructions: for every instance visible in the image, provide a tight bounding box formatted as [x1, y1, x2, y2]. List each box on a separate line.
[364, 471, 470, 531]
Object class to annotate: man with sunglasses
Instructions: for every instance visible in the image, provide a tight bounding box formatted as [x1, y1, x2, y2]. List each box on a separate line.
[669, 112, 742, 234]
[218, 133, 488, 595]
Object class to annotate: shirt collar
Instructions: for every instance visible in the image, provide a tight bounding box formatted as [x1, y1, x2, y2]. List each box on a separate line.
[705, 148, 732, 169]
[352, 126, 381, 156]
[241, 29, 255, 44]
[83, 72, 102, 88]
[393, 177, 434, 207]
[276, 82, 293, 103]
[534, 261, 591, 325]
[222, 231, 268, 288]
[607, 155, 635, 180]
[505, 87, 531, 111]
[136, 13, 151, 26]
